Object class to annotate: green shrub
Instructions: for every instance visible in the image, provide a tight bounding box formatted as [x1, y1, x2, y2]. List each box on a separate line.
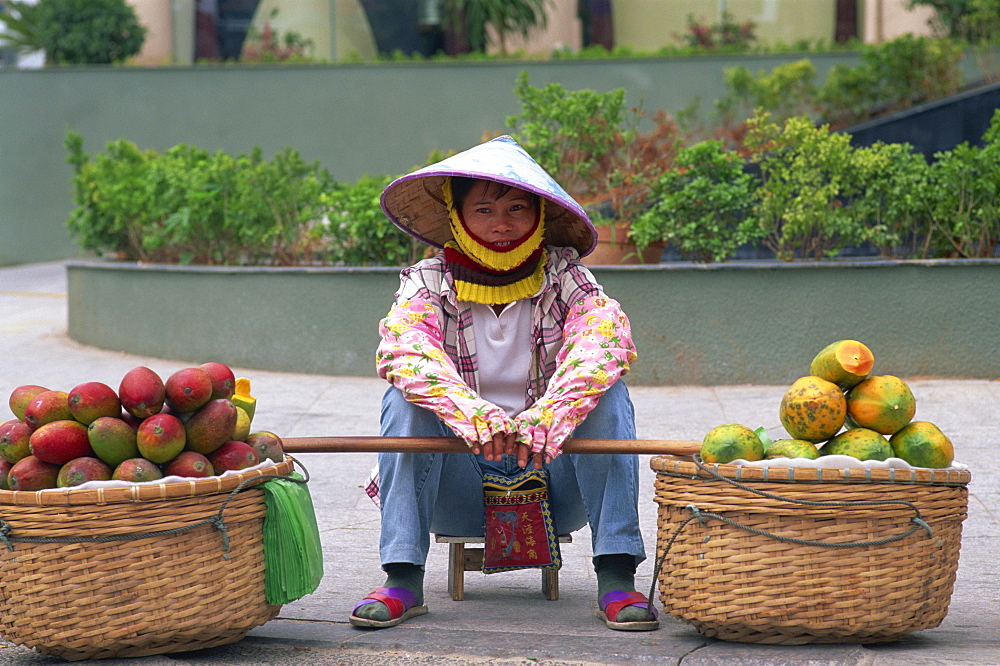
[817, 35, 965, 125]
[506, 71, 632, 203]
[922, 109, 1000, 257]
[65, 130, 416, 266]
[716, 59, 819, 126]
[907, 0, 994, 40]
[744, 112, 871, 260]
[34, 0, 146, 65]
[319, 175, 418, 266]
[64, 100, 1000, 268]
[630, 140, 759, 262]
[506, 71, 681, 228]
[847, 141, 932, 258]
[65, 131, 155, 259]
[715, 35, 966, 131]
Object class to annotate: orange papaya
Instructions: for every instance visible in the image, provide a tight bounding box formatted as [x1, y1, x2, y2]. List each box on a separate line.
[809, 339, 874, 390]
[845, 375, 916, 435]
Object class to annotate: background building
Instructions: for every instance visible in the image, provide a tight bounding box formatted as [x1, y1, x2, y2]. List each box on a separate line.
[117, 0, 935, 67]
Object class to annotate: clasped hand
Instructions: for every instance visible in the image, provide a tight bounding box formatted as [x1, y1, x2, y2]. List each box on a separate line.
[470, 432, 545, 470]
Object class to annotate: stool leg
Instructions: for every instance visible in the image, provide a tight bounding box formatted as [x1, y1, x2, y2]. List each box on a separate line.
[448, 543, 465, 601]
[542, 568, 559, 600]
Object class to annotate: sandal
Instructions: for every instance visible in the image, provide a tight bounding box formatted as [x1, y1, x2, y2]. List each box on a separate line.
[350, 587, 428, 628]
[597, 591, 660, 631]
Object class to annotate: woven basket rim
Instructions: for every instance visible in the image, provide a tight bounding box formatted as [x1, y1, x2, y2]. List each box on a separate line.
[0, 457, 295, 507]
[650, 455, 971, 486]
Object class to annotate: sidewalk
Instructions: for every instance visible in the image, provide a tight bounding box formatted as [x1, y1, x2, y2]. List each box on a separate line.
[1, 261, 997, 665]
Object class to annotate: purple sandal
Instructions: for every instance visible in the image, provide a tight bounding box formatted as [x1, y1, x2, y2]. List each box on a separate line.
[350, 587, 428, 628]
[597, 591, 660, 631]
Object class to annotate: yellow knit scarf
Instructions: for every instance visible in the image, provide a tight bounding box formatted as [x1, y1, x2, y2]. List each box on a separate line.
[442, 177, 546, 305]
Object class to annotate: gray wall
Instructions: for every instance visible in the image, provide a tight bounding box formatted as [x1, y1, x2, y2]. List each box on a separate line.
[67, 259, 1000, 386]
[2, 53, 873, 267]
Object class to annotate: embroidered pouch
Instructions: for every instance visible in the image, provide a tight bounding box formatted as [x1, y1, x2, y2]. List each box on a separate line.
[481, 468, 561, 574]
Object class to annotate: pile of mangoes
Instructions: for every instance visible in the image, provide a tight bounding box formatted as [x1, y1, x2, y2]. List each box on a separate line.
[0, 363, 283, 490]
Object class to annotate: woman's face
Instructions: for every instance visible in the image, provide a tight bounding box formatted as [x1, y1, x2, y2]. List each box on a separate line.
[459, 181, 537, 246]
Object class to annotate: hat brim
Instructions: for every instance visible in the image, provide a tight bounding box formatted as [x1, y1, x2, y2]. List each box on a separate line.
[381, 136, 597, 257]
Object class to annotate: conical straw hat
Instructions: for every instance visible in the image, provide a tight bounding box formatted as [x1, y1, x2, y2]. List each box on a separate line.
[381, 135, 597, 257]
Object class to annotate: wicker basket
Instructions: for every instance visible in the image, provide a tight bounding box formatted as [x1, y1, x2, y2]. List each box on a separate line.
[651, 455, 971, 645]
[0, 457, 295, 661]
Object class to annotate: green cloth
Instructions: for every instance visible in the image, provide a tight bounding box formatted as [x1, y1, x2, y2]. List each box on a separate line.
[261, 472, 324, 605]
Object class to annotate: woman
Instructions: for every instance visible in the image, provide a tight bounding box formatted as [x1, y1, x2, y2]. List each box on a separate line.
[351, 135, 657, 632]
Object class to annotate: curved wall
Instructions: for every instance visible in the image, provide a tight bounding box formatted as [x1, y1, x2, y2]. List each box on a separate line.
[66, 259, 1000, 386]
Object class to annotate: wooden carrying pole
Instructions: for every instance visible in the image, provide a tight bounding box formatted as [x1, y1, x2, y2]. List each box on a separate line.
[282, 436, 701, 457]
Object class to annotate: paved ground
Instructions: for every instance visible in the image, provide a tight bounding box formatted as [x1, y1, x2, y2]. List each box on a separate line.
[0, 261, 997, 665]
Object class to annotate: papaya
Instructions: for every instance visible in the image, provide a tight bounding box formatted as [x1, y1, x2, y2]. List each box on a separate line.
[765, 439, 820, 460]
[819, 427, 893, 461]
[889, 421, 954, 468]
[809, 340, 874, 390]
[700, 424, 764, 463]
[779, 376, 847, 443]
[845, 375, 916, 435]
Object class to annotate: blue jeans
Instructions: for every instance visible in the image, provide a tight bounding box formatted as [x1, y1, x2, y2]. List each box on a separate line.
[376, 380, 645, 570]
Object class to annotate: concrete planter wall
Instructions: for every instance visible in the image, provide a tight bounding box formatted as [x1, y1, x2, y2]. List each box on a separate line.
[67, 258, 1000, 386]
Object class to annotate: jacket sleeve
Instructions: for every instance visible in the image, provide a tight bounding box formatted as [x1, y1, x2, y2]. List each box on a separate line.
[513, 293, 637, 459]
[376, 292, 512, 447]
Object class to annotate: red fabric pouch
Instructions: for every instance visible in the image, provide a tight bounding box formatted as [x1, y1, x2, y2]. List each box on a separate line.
[482, 469, 562, 573]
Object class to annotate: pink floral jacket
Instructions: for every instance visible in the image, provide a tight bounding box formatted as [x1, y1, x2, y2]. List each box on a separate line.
[375, 246, 637, 458]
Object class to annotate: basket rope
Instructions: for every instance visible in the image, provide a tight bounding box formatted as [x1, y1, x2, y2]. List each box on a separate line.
[644, 456, 934, 619]
[0, 456, 310, 556]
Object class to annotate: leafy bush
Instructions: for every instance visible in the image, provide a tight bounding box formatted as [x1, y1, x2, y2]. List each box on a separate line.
[715, 35, 966, 133]
[63, 94, 1000, 268]
[817, 34, 965, 125]
[32, 0, 146, 65]
[630, 140, 759, 262]
[319, 175, 420, 266]
[744, 112, 873, 260]
[506, 71, 681, 226]
[908, 0, 999, 40]
[65, 131, 151, 259]
[65, 130, 412, 266]
[506, 71, 632, 203]
[922, 108, 1000, 257]
[717, 59, 819, 125]
[847, 142, 933, 258]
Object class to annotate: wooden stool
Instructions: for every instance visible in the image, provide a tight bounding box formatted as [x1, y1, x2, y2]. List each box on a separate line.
[435, 534, 572, 601]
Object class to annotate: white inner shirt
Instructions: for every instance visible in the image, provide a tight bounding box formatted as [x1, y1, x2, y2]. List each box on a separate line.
[469, 300, 532, 417]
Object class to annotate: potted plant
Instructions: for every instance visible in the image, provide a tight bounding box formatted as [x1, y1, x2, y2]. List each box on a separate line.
[505, 72, 680, 264]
